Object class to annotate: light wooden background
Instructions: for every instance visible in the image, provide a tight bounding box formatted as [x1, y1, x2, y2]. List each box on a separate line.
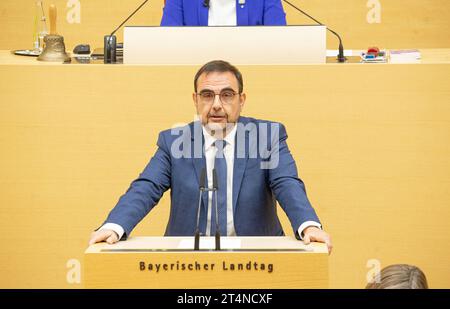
[0, 58, 449, 288]
[0, 0, 450, 51]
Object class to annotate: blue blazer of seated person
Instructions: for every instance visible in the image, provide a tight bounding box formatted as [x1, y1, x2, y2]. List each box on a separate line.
[160, 0, 287, 26]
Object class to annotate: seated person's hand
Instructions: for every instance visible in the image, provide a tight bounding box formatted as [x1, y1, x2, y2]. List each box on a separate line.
[89, 229, 119, 245]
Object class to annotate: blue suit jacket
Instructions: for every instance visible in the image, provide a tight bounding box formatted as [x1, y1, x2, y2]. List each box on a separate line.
[160, 0, 287, 26]
[103, 117, 320, 239]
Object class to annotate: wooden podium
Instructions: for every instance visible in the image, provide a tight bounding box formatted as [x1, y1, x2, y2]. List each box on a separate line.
[123, 26, 327, 65]
[84, 236, 328, 288]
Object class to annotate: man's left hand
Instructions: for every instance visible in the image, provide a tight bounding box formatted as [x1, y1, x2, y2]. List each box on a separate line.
[302, 226, 333, 255]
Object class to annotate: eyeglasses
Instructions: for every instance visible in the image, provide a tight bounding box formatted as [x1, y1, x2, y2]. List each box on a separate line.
[196, 90, 240, 105]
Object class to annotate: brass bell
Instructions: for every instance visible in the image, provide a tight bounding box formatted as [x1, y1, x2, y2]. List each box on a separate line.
[37, 4, 70, 62]
[37, 34, 70, 62]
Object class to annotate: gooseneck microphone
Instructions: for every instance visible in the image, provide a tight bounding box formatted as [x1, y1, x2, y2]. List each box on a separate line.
[212, 169, 221, 251]
[194, 168, 207, 251]
[282, 0, 347, 63]
[194, 168, 221, 251]
[104, 0, 150, 63]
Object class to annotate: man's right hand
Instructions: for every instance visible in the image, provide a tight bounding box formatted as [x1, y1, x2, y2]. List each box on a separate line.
[89, 229, 119, 245]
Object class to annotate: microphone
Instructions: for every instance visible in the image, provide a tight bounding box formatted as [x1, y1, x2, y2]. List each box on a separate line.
[282, 0, 346, 63]
[104, 0, 150, 64]
[194, 168, 207, 250]
[212, 168, 221, 251]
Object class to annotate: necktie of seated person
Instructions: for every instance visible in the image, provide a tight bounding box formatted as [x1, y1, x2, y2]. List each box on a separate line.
[213, 140, 227, 236]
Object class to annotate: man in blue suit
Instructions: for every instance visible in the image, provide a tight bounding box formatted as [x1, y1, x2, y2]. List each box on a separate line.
[161, 0, 287, 26]
[89, 60, 332, 253]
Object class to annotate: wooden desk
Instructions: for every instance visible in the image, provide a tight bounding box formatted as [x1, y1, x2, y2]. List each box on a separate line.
[2, 49, 450, 65]
[84, 236, 329, 288]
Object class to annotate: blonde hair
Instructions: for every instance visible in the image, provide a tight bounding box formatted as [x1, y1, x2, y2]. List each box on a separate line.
[366, 264, 428, 289]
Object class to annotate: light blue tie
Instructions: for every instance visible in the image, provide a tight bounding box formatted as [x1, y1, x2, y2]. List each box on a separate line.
[213, 140, 227, 236]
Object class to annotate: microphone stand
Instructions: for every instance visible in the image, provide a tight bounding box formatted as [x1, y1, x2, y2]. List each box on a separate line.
[104, 0, 149, 63]
[195, 168, 206, 250]
[283, 0, 347, 63]
[212, 169, 221, 251]
[194, 169, 221, 251]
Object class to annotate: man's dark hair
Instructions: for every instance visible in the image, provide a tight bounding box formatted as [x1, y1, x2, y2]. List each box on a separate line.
[194, 60, 244, 93]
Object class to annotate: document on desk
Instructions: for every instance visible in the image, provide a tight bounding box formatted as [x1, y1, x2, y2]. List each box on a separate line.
[389, 49, 422, 63]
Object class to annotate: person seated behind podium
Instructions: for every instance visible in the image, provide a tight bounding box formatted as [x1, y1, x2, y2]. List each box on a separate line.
[366, 264, 428, 289]
[161, 0, 287, 26]
[89, 60, 332, 254]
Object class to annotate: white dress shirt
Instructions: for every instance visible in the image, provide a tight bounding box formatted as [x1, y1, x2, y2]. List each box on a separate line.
[100, 124, 321, 239]
[203, 125, 237, 236]
[208, 0, 237, 26]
